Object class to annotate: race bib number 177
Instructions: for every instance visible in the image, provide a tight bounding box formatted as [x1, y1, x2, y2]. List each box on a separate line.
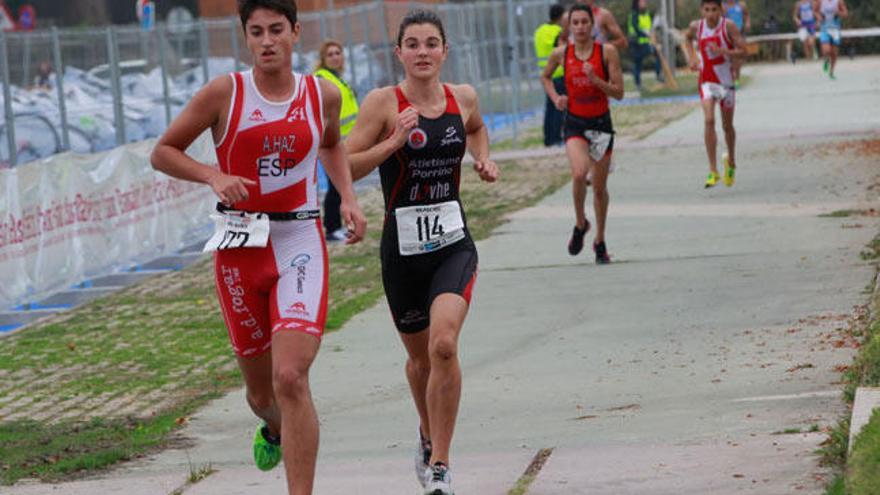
[203, 211, 270, 252]
[396, 201, 465, 256]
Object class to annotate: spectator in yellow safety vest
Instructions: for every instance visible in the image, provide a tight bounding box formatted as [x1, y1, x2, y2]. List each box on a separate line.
[628, 0, 663, 91]
[534, 4, 567, 146]
[314, 40, 359, 242]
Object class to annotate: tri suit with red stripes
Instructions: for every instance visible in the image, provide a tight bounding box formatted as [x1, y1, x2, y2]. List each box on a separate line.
[213, 70, 329, 357]
[378, 85, 478, 333]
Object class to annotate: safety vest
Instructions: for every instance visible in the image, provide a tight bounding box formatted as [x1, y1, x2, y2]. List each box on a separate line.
[534, 23, 564, 79]
[627, 12, 653, 45]
[314, 68, 358, 137]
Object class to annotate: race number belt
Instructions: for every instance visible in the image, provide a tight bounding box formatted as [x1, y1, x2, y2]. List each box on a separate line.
[395, 200, 466, 256]
[216, 203, 320, 221]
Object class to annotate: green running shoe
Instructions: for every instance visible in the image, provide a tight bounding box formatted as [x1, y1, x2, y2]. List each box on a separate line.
[822, 59, 830, 73]
[253, 423, 282, 471]
[704, 171, 720, 189]
[722, 153, 735, 187]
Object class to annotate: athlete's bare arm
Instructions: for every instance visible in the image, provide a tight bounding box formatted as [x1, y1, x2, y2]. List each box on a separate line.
[793, 1, 802, 26]
[317, 78, 366, 244]
[600, 8, 629, 51]
[588, 45, 625, 100]
[813, 0, 823, 23]
[540, 46, 568, 111]
[722, 20, 748, 59]
[345, 87, 418, 181]
[151, 76, 256, 205]
[741, 1, 751, 32]
[451, 84, 498, 183]
[684, 20, 701, 71]
[838, 0, 848, 18]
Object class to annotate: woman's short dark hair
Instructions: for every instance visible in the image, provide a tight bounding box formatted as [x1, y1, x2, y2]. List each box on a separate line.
[238, 0, 298, 30]
[701, 0, 722, 5]
[397, 10, 447, 47]
[569, 4, 595, 24]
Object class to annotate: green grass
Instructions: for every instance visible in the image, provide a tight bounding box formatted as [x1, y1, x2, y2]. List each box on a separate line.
[0, 404, 209, 485]
[843, 317, 880, 403]
[848, 410, 880, 495]
[821, 210, 859, 218]
[821, 229, 880, 494]
[490, 98, 698, 152]
[507, 475, 535, 495]
[826, 475, 847, 495]
[860, 234, 880, 261]
[623, 71, 700, 97]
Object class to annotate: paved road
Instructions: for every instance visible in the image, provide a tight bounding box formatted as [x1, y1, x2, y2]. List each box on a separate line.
[7, 57, 880, 495]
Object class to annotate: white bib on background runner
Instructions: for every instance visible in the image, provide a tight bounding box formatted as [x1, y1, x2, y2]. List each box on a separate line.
[582, 130, 613, 162]
[396, 200, 465, 256]
[203, 211, 270, 252]
[700, 82, 730, 101]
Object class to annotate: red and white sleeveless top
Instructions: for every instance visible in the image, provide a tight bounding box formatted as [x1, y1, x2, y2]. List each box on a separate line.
[564, 42, 609, 118]
[215, 70, 324, 213]
[697, 18, 734, 88]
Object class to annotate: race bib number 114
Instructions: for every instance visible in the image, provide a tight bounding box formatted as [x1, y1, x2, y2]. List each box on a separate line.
[396, 201, 465, 256]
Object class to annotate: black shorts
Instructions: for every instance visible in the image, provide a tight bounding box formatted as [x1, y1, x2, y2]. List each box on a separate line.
[380, 236, 478, 333]
[563, 111, 615, 153]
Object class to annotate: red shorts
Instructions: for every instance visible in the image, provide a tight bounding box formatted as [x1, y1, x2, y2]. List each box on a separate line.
[214, 219, 328, 358]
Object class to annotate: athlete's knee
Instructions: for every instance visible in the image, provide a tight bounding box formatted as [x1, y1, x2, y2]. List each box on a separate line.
[272, 365, 311, 401]
[722, 119, 735, 134]
[407, 355, 431, 376]
[571, 167, 588, 183]
[429, 334, 459, 363]
[704, 115, 716, 128]
[246, 387, 275, 412]
[592, 184, 609, 201]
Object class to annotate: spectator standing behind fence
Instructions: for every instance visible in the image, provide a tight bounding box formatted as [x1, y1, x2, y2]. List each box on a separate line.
[33, 61, 53, 91]
[534, 4, 567, 146]
[628, 0, 663, 91]
[314, 40, 359, 242]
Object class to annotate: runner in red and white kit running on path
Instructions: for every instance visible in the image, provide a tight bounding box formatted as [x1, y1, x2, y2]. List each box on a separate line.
[542, 4, 624, 264]
[150, 2, 366, 494]
[684, 0, 747, 189]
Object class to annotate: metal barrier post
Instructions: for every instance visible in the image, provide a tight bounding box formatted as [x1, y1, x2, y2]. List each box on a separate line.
[358, 5, 376, 90]
[199, 20, 210, 84]
[669, 0, 677, 76]
[0, 32, 17, 166]
[107, 27, 126, 146]
[158, 25, 172, 128]
[378, 1, 394, 84]
[51, 27, 70, 151]
[506, 0, 520, 144]
[343, 6, 358, 90]
[476, 4, 495, 128]
[231, 18, 241, 72]
[22, 35, 31, 87]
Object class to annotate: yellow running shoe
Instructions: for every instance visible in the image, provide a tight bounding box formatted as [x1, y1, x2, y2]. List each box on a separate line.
[722, 153, 735, 187]
[704, 171, 720, 188]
